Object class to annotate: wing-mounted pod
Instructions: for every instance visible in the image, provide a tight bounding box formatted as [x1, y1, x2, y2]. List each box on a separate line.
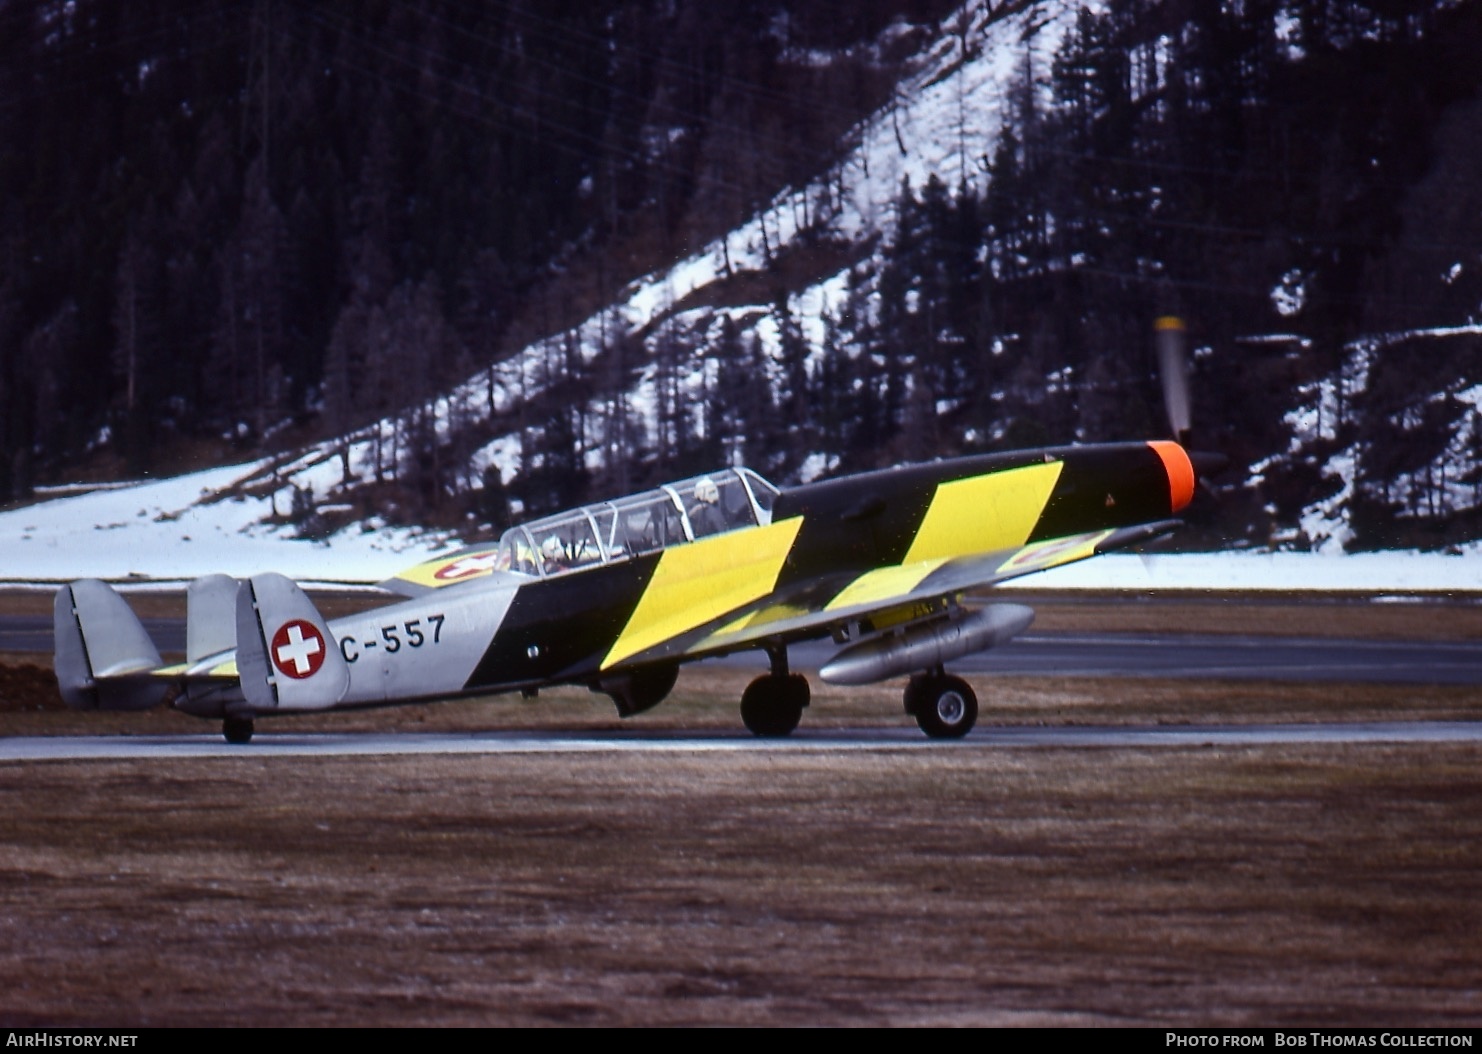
[53, 580, 168, 711]
[819, 603, 1035, 686]
[235, 573, 349, 713]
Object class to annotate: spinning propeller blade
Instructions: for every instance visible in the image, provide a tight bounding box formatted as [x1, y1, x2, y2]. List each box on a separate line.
[1154, 315, 1229, 517]
[1155, 315, 1192, 446]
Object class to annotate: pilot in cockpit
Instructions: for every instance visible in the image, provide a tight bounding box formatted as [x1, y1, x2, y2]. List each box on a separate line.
[688, 476, 727, 538]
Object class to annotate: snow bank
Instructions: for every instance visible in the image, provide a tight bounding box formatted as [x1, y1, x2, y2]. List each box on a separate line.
[0, 461, 452, 585]
[999, 551, 1482, 594]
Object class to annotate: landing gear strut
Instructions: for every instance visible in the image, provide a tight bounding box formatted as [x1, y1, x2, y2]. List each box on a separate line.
[904, 672, 978, 739]
[740, 645, 810, 737]
[222, 716, 255, 744]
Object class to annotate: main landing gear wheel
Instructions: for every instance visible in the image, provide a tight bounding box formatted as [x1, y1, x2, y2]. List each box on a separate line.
[740, 673, 810, 737]
[223, 717, 255, 744]
[906, 674, 978, 739]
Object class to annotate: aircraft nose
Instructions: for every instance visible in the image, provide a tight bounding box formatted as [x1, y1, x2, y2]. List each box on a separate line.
[1147, 440, 1195, 513]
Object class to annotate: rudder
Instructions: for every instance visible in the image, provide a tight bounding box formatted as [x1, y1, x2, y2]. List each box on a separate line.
[186, 573, 239, 670]
[235, 573, 349, 712]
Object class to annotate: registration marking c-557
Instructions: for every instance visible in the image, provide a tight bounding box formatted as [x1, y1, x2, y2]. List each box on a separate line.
[339, 613, 446, 663]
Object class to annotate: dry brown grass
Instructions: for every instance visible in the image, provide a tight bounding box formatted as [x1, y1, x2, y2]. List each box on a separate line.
[1, 744, 1480, 1026]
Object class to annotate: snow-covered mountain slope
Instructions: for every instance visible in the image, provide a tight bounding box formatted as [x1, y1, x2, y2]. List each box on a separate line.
[0, 2, 1074, 584]
[7, 0, 1481, 580]
[360, 0, 1069, 492]
[1256, 325, 1482, 553]
[60, 1, 1067, 529]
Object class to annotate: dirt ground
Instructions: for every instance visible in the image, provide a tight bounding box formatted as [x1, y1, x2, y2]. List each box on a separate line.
[2, 594, 1481, 1026]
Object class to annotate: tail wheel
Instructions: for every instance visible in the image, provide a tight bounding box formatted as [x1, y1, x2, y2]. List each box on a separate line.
[911, 675, 978, 739]
[740, 673, 810, 737]
[223, 717, 255, 744]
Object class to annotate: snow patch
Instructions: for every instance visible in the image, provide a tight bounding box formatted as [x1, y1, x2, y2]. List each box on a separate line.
[0, 460, 452, 583]
[1270, 325, 1482, 550]
[1001, 551, 1482, 593]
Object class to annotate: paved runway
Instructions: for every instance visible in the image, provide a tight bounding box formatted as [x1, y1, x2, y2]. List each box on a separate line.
[4, 720, 1482, 761]
[710, 633, 1482, 684]
[0, 613, 177, 654]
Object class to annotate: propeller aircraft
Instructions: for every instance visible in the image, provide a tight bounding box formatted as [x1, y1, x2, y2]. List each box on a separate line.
[54, 437, 1195, 743]
[55, 316, 1207, 743]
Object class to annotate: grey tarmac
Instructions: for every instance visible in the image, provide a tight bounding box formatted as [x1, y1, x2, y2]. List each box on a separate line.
[4, 719, 1482, 761]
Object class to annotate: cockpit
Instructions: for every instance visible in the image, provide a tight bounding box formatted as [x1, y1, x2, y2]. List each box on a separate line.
[495, 468, 780, 578]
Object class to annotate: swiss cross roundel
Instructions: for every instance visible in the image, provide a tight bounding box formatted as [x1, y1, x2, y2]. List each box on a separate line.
[270, 619, 327, 680]
[433, 550, 503, 581]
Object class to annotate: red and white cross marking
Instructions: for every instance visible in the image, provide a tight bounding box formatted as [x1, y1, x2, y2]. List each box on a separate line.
[998, 530, 1111, 574]
[433, 550, 504, 581]
[271, 619, 326, 679]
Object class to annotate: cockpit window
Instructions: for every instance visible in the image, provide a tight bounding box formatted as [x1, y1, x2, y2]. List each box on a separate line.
[671, 473, 756, 538]
[500, 528, 540, 577]
[737, 468, 778, 524]
[526, 512, 603, 575]
[608, 491, 687, 556]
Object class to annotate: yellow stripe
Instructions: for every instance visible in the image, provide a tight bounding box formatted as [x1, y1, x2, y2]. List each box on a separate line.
[706, 609, 760, 639]
[902, 461, 1063, 564]
[824, 559, 947, 613]
[688, 599, 815, 653]
[869, 599, 943, 631]
[603, 517, 803, 669]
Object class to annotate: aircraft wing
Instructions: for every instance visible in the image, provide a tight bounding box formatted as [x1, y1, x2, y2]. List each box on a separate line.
[603, 519, 1178, 669]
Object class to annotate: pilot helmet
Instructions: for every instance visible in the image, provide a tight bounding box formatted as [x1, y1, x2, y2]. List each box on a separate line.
[693, 476, 719, 505]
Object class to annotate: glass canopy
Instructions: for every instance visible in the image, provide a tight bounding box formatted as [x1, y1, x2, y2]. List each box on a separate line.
[496, 467, 779, 578]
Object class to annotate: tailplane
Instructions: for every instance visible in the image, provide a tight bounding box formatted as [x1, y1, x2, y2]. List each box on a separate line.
[53, 580, 168, 711]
